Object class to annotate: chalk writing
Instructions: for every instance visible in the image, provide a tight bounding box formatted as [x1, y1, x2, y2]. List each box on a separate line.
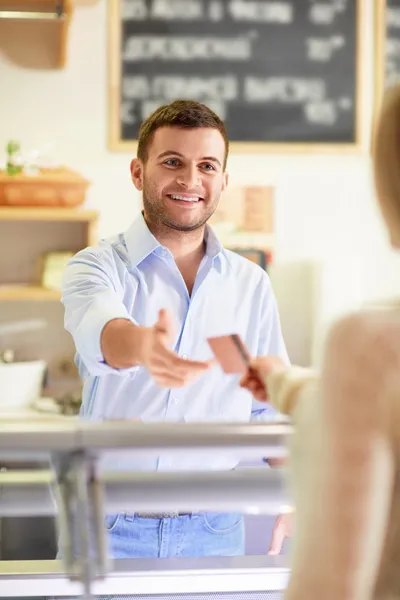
[115, 0, 359, 144]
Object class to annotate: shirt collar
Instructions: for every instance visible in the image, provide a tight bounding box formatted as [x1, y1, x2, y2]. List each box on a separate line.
[124, 212, 161, 267]
[204, 224, 223, 260]
[124, 212, 229, 268]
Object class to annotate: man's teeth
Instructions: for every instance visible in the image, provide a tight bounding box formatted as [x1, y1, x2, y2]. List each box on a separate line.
[170, 195, 199, 202]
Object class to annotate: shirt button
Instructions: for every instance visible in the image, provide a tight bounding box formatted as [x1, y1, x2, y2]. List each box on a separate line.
[173, 397, 179, 405]
[181, 354, 188, 360]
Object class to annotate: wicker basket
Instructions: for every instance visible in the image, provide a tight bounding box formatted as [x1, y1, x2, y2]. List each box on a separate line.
[0, 168, 90, 207]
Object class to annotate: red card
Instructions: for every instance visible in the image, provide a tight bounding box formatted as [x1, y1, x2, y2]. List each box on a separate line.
[207, 334, 250, 374]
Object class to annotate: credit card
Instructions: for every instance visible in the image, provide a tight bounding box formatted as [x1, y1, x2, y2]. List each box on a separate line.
[207, 334, 250, 374]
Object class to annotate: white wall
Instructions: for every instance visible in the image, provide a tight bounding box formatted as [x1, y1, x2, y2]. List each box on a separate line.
[0, 0, 398, 366]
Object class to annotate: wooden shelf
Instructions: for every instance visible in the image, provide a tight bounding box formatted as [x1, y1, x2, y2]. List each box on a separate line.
[0, 207, 98, 222]
[0, 208, 99, 302]
[0, 0, 74, 69]
[0, 285, 61, 301]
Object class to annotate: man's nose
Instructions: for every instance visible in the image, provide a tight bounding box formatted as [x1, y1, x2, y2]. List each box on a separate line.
[177, 166, 200, 189]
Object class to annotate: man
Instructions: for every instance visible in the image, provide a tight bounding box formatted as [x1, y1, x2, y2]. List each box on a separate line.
[61, 100, 290, 559]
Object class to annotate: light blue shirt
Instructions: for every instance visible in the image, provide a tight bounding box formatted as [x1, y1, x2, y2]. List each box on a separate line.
[61, 213, 289, 472]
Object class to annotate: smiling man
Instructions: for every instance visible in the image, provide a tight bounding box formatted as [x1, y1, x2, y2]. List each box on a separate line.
[61, 100, 290, 559]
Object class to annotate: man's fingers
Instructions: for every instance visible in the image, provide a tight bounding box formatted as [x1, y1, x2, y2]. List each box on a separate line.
[155, 309, 175, 345]
[268, 516, 286, 556]
[152, 365, 207, 385]
[153, 367, 205, 388]
[156, 309, 169, 332]
[172, 356, 211, 371]
[155, 348, 211, 373]
[154, 373, 186, 388]
[149, 351, 212, 386]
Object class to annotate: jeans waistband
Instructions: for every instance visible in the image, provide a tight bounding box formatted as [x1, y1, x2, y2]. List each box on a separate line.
[135, 512, 192, 519]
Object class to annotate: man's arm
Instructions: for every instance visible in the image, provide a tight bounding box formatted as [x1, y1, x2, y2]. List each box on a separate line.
[100, 318, 147, 369]
[62, 249, 211, 385]
[62, 249, 142, 376]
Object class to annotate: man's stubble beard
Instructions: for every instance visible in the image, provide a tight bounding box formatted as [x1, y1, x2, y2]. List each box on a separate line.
[142, 184, 220, 233]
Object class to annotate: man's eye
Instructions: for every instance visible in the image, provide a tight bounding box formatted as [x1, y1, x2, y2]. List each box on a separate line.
[165, 159, 180, 167]
[202, 163, 215, 171]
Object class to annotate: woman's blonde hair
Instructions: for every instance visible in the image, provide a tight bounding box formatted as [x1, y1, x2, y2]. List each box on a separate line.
[373, 85, 400, 245]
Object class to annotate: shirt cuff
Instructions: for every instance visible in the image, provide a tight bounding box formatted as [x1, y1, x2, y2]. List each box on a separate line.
[78, 307, 139, 376]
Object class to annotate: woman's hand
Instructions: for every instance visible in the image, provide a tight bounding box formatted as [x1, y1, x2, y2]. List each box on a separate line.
[239, 356, 286, 402]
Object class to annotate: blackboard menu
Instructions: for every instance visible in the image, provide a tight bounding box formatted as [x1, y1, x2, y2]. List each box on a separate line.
[109, 0, 362, 150]
[382, 0, 400, 88]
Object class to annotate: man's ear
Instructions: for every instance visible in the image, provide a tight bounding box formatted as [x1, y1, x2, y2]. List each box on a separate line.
[130, 158, 143, 191]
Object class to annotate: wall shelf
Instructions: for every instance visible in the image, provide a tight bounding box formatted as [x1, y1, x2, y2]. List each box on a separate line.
[0, 206, 99, 302]
[0, 286, 61, 301]
[0, 0, 74, 69]
[0, 206, 98, 395]
[0, 207, 98, 222]
[0, 204, 98, 396]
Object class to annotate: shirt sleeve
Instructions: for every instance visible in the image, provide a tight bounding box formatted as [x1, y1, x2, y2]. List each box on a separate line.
[251, 273, 290, 422]
[61, 248, 138, 377]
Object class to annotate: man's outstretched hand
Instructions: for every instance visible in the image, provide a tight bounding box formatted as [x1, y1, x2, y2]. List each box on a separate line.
[140, 309, 213, 388]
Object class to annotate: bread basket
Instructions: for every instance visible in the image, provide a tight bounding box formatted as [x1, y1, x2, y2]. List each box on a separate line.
[0, 167, 90, 207]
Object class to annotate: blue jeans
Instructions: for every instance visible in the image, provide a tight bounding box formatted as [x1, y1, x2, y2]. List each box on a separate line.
[52, 512, 244, 600]
[57, 511, 244, 561]
[105, 512, 245, 558]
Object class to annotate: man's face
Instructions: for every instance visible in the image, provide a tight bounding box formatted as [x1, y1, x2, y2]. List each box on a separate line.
[130, 126, 228, 232]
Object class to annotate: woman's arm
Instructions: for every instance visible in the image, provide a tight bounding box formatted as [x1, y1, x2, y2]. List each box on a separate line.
[240, 312, 397, 599]
[266, 366, 318, 415]
[286, 313, 396, 600]
[240, 356, 317, 415]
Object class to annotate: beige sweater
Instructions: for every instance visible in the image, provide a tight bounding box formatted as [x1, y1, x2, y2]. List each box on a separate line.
[264, 310, 400, 600]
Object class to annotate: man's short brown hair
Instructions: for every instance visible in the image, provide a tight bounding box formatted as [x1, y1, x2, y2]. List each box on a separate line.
[137, 100, 229, 169]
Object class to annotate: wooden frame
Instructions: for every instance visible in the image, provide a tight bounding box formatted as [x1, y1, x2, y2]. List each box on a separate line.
[373, 0, 388, 142]
[108, 0, 365, 154]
